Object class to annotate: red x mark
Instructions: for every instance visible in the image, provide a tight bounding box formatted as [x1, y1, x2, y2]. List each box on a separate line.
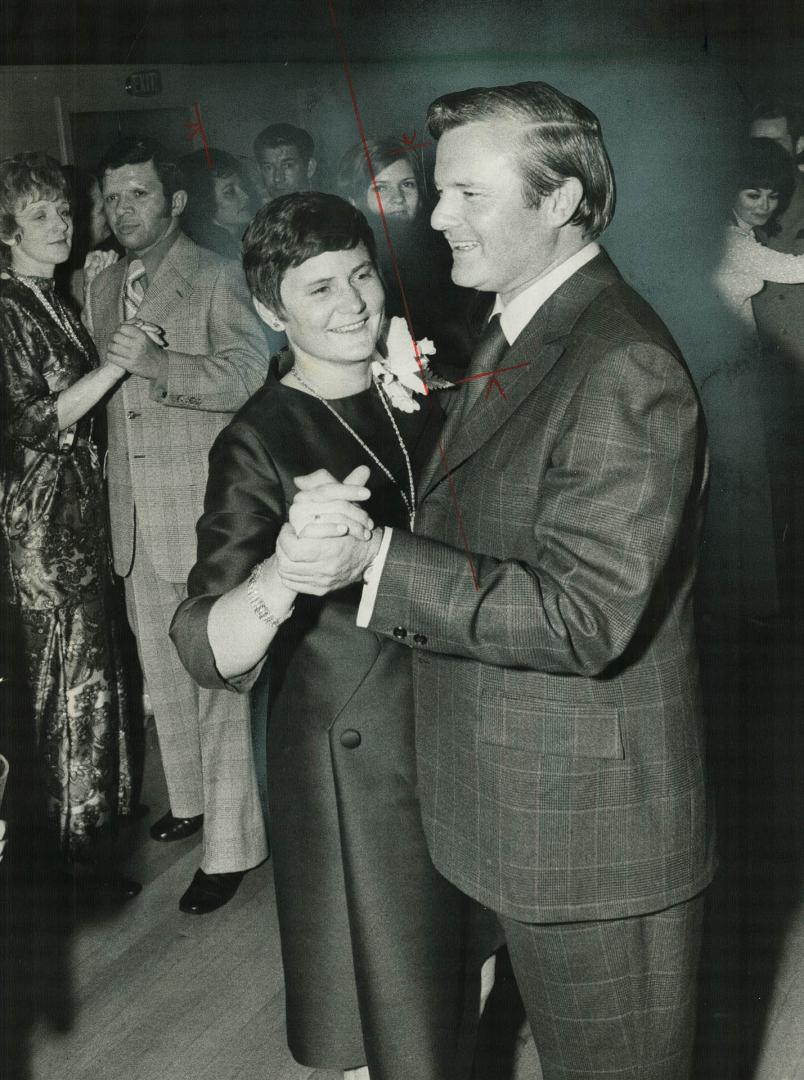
[391, 128, 433, 153]
[185, 103, 214, 169]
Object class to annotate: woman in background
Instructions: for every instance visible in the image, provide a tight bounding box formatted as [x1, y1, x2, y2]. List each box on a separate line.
[338, 136, 473, 371]
[713, 137, 804, 325]
[171, 192, 491, 1080]
[179, 148, 258, 261]
[0, 153, 137, 900]
[704, 137, 804, 624]
[57, 165, 121, 309]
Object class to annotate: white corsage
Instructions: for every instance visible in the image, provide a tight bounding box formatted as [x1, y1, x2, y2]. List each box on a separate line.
[371, 316, 451, 412]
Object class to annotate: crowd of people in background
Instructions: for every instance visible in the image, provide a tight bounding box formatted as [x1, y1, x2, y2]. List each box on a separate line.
[0, 86, 802, 1080]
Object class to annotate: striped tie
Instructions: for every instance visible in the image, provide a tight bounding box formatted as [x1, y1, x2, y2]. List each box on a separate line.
[124, 258, 146, 320]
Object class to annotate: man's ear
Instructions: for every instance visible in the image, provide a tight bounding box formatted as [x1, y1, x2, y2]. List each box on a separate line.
[306, 157, 318, 181]
[549, 177, 584, 227]
[253, 295, 285, 332]
[171, 189, 188, 217]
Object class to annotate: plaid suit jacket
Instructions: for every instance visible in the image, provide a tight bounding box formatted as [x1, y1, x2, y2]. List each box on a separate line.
[369, 250, 716, 923]
[84, 233, 269, 581]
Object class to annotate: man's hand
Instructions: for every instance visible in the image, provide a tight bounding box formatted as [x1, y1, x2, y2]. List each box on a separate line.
[107, 322, 165, 379]
[290, 465, 374, 541]
[276, 522, 383, 596]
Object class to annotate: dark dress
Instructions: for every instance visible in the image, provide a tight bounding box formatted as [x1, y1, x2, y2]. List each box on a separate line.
[171, 355, 484, 1079]
[0, 270, 132, 862]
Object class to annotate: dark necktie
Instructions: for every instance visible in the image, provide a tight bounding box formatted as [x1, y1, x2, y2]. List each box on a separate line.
[442, 313, 508, 445]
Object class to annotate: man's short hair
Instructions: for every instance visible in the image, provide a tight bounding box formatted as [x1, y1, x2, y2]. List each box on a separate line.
[242, 191, 376, 314]
[252, 124, 314, 163]
[96, 136, 182, 199]
[426, 81, 616, 239]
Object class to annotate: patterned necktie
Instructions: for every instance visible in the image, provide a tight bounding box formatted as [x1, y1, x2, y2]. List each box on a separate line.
[442, 313, 508, 446]
[123, 258, 146, 320]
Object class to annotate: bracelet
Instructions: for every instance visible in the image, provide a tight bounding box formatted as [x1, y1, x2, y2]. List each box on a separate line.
[246, 560, 294, 629]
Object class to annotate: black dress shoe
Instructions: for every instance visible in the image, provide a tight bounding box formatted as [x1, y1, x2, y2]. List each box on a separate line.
[99, 873, 143, 903]
[66, 871, 142, 907]
[149, 811, 203, 842]
[179, 869, 244, 914]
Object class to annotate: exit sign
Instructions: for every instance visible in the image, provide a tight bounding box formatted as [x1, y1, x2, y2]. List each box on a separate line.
[125, 70, 162, 97]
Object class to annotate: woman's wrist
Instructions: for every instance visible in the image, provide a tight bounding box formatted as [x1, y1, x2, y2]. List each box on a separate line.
[247, 555, 297, 626]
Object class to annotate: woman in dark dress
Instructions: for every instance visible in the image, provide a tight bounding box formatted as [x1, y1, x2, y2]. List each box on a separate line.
[170, 193, 488, 1080]
[0, 153, 137, 899]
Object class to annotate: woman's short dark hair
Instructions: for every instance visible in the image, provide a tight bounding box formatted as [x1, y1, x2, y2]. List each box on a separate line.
[179, 148, 256, 227]
[732, 137, 796, 213]
[0, 153, 69, 264]
[242, 191, 377, 313]
[96, 136, 182, 200]
[426, 81, 616, 239]
[337, 137, 426, 211]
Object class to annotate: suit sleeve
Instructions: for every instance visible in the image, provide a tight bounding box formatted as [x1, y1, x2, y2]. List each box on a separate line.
[368, 342, 707, 676]
[170, 418, 285, 689]
[151, 261, 269, 412]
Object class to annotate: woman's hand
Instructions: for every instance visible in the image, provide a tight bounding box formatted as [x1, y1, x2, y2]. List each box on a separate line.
[83, 249, 119, 288]
[290, 465, 374, 540]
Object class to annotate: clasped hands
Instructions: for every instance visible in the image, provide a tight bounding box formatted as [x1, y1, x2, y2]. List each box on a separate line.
[276, 465, 382, 596]
[106, 319, 167, 379]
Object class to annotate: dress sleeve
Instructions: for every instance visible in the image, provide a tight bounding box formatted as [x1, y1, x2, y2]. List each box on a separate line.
[0, 298, 60, 453]
[169, 416, 287, 689]
[744, 231, 804, 284]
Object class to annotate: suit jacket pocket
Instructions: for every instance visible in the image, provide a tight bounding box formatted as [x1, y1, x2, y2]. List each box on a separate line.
[480, 690, 624, 760]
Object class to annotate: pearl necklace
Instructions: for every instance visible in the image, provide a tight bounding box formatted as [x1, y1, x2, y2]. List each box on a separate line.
[289, 364, 417, 531]
[16, 273, 89, 359]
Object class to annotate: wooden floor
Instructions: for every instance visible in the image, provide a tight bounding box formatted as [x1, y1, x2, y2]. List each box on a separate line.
[6, 684, 804, 1080]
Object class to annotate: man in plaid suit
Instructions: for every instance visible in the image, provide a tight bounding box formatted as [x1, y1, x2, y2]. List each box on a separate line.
[278, 83, 715, 1077]
[85, 137, 268, 913]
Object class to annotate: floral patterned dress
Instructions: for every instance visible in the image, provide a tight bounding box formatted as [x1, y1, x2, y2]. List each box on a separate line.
[0, 269, 132, 863]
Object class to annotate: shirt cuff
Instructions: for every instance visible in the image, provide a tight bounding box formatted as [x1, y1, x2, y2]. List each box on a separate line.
[356, 526, 393, 628]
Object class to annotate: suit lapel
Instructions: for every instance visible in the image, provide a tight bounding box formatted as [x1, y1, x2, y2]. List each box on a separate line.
[137, 233, 199, 327]
[419, 250, 622, 499]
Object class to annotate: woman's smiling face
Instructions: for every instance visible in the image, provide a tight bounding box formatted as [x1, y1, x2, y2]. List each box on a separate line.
[273, 243, 385, 367]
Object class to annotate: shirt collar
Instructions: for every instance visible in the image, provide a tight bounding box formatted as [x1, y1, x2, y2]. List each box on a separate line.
[127, 223, 181, 283]
[491, 242, 600, 345]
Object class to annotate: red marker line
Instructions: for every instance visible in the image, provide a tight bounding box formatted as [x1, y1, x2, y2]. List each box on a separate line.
[452, 361, 529, 384]
[436, 441, 480, 590]
[186, 103, 214, 169]
[326, 0, 482, 588]
[325, 0, 428, 386]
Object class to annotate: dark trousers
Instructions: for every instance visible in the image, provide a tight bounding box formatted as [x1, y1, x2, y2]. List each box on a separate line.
[497, 892, 705, 1080]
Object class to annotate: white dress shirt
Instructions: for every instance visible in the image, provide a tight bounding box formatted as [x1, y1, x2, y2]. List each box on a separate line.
[356, 241, 601, 626]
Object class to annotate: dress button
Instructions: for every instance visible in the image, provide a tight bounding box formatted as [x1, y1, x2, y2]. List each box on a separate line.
[392, 626, 407, 639]
[413, 633, 428, 645]
[339, 729, 362, 749]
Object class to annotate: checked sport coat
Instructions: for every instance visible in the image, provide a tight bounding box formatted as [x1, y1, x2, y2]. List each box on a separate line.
[84, 233, 269, 582]
[368, 249, 716, 924]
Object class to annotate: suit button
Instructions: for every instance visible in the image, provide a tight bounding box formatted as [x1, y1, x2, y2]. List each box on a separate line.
[339, 729, 361, 749]
[413, 633, 428, 645]
[126, 411, 141, 420]
[392, 626, 407, 639]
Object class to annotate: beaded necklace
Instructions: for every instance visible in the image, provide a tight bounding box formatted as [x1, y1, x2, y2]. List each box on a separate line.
[289, 364, 417, 530]
[14, 272, 89, 358]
